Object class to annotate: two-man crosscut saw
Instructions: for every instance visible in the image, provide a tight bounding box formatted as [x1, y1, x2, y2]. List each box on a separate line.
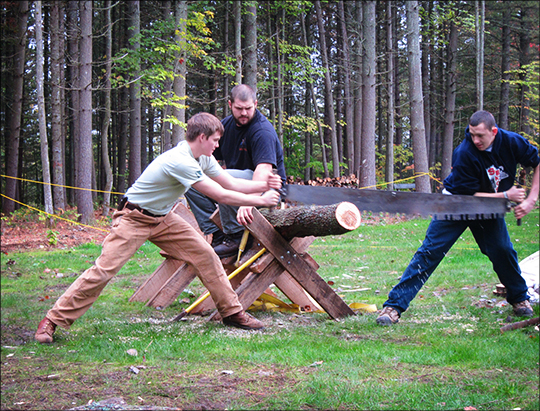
[280, 184, 511, 220]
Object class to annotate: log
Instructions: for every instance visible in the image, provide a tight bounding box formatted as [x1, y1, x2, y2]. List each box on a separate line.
[259, 202, 361, 240]
[500, 317, 539, 333]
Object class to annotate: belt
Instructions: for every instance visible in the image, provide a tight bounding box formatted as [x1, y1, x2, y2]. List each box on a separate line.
[118, 197, 165, 218]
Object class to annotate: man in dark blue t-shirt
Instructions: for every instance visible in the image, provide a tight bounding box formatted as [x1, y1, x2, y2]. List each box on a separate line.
[376, 110, 540, 326]
[185, 84, 286, 258]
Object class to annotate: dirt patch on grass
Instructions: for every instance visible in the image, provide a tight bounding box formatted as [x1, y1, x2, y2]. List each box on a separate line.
[1, 209, 109, 255]
[1, 354, 303, 410]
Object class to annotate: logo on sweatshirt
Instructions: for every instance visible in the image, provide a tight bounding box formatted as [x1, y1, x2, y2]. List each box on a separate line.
[486, 165, 509, 192]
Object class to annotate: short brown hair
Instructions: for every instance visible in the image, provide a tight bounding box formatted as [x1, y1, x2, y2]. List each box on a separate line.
[469, 110, 496, 129]
[230, 84, 257, 104]
[186, 112, 224, 142]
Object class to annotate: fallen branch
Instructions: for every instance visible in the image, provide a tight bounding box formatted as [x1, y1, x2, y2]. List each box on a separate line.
[500, 317, 539, 333]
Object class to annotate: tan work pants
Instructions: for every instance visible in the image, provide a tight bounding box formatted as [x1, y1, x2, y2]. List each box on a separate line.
[47, 207, 243, 329]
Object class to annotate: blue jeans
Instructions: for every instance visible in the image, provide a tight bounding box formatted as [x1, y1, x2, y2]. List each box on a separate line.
[384, 217, 528, 314]
[184, 169, 254, 235]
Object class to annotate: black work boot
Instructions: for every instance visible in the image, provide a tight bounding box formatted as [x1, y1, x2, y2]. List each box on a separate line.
[213, 231, 252, 258]
[210, 229, 226, 248]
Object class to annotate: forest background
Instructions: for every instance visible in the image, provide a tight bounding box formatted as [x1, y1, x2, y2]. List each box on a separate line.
[1, 0, 539, 225]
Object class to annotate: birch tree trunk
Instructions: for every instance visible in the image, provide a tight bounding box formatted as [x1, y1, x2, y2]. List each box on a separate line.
[315, 0, 339, 178]
[100, 0, 114, 217]
[406, 0, 430, 193]
[128, 0, 142, 185]
[77, 0, 95, 224]
[35, 1, 54, 218]
[3, 0, 28, 213]
[360, 1, 376, 188]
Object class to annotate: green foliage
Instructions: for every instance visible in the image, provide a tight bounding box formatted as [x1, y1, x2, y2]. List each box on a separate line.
[46, 229, 59, 246]
[111, 8, 229, 123]
[504, 60, 540, 148]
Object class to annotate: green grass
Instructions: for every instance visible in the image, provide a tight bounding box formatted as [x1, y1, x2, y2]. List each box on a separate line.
[1, 210, 539, 410]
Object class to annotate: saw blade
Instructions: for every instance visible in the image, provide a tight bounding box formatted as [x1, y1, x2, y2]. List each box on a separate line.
[282, 184, 510, 220]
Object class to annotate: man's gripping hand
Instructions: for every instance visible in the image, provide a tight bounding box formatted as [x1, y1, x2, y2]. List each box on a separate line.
[236, 190, 280, 225]
[264, 171, 282, 191]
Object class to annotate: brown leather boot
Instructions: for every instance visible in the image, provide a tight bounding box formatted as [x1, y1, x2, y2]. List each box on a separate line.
[35, 317, 57, 344]
[222, 311, 264, 330]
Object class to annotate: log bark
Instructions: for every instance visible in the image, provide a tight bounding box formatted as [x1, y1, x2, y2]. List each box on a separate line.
[259, 202, 361, 240]
[500, 317, 539, 333]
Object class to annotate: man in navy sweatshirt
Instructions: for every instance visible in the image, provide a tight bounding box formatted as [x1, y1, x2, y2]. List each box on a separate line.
[377, 110, 539, 325]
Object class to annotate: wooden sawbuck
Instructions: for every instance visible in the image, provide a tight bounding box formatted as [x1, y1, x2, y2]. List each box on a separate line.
[129, 201, 361, 320]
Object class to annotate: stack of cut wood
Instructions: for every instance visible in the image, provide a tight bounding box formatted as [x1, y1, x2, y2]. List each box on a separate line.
[287, 175, 363, 188]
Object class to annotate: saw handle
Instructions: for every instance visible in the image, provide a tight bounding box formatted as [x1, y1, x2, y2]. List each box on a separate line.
[516, 169, 526, 226]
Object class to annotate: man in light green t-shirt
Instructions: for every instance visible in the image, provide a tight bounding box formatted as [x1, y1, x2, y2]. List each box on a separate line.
[35, 113, 282, 344]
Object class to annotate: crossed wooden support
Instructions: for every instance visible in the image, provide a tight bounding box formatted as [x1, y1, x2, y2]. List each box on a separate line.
[129, 202, 355, 320]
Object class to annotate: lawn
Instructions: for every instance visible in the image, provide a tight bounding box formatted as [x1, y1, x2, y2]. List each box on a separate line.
[1, 210, 539, 410]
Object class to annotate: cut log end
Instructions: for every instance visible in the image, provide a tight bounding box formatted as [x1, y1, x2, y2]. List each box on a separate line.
[335, 202, 361, 231]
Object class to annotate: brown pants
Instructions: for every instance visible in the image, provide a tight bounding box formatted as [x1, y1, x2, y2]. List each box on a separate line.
[46, 207, 243, 329]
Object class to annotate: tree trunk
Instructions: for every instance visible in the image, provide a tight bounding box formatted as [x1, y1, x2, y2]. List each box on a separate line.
[353, 1, 362, 178]
[442, 21, 457, 180]
[301, 10, 328, 178]
[498, 7, 510, 129]
[259, 202, 361, 241]
[275, 9, 283, 147]
[475, 0, 485, 110]
[338, 1, 354, 175]
[360, 1, 376, 188]
[421, 1, 432, 168]
[518, 6, 531, 136]
[35, 0, 54, 218]
[172, 0, 187, 144]
[234, 0, 242, 84]
[3, 0, 28, 213]
[385, 2, 395, 191]
[223, 2, 230, 117]
[128, 0, 142, 186]
[392, 4, 402, 147]
[101, 0, 114, 217]
[77, 0, 95, 224]
[315, 0, 339, 178]
[244, 1, 257, 90]
[50, 1, 66, 211]
[67, 0, 80, 205]
[406, 1, 430, 193]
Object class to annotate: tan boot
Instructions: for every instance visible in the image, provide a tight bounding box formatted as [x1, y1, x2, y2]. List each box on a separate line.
[222, 311, 264, 330]
[35, 317, 56, 344]
[376, 306, 400, 326]
[512, 300, 533, 317]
